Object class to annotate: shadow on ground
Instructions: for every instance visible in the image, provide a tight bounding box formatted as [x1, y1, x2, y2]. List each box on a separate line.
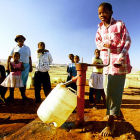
[5, 119, 140, 140]
[62, 120, 140, 139]
[0, 99, 40, 114]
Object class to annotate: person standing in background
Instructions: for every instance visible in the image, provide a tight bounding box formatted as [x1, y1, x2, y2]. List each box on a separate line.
[6, 35, 32, 101]
[0, 63, 7, 103]
[89, 49, 106, 108]
[2, 52, 24, 102]
[66, 54, 80, 90]
[34, 42, 53, 103]
[66, 54, 75, 82]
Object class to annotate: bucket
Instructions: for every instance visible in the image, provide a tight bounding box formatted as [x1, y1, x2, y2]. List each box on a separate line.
[37, 84, 77, 127]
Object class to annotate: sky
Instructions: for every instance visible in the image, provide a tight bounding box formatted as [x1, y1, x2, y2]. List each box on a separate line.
[0, 0, 140, 71]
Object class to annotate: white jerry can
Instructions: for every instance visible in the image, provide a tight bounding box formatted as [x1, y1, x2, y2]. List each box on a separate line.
[37, 84, 77, 127]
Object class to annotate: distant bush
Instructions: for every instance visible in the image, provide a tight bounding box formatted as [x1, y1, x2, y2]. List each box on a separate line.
[51, 78, 66, 84]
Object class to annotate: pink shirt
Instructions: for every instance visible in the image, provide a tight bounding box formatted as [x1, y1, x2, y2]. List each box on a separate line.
[11, 62, 22, 76]
[95, 18, 132, 75]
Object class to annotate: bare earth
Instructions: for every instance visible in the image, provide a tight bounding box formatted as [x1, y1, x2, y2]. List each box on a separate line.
[0, 86, 140, 140]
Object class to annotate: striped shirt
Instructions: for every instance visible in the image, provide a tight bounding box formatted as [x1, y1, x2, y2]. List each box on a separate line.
[95, 18, 132, 75]
[36, 52, 53, 72]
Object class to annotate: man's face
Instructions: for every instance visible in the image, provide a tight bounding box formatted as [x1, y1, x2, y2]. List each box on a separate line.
[17, 38, 24, 46]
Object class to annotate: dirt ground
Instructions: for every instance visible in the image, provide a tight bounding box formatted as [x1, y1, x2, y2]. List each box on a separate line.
[0, 86, 140, 140]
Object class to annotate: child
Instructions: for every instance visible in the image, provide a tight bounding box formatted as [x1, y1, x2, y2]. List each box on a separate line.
[0, 64, 7, 103]
[96, 2, 132, 136]
[34, 42, 53, 103]
[74, 55, 80, 64]
[1, 52, 24, 102]
[66, 54, 75, 81]
[72, 55, 80, 90]
[66, 55, 80, 90]
[89, 49, 106, 108]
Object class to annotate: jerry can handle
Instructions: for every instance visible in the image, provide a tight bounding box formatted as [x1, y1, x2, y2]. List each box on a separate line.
[67, 87, 77, 95]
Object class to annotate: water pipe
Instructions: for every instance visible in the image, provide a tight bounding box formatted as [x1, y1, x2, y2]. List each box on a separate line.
[64, 48, 110, 125]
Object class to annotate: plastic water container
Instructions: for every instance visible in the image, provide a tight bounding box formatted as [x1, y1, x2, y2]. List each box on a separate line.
[37, 84, 77, 127]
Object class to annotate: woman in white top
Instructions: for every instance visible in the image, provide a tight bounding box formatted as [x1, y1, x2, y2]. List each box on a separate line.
[89, 49, 106, 108]
[34, 42, 53, 103]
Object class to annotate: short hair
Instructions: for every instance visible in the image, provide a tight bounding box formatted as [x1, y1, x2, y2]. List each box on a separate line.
[74, 55, 80, 59]
[98, 2, 112, 12]
[38, 42, 45, 48]
[94, 49, 100, 53]
[69, 54, 74, 57]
